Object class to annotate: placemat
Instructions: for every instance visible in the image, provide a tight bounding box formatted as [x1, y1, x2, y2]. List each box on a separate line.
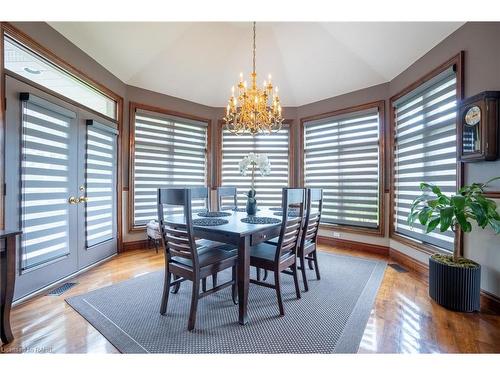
[197, 211, 232, 217]
[241, 217, 281, 225]
[192, 218, 229, 226]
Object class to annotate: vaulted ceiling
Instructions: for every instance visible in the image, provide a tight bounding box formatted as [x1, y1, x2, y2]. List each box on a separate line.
[49, 22, 464, 107]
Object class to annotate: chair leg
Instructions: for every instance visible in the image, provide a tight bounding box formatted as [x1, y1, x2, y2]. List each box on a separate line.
[308, 259, 314, 270]
[274, 268, 285, 316]
[202, 277, 207, 292]
[212, 273, 218, 289]
[256, 267, 261, 281]
[313, 250, 321, 280]
[299, 254, 309, 292]
[154, 240, 159, 254]
[231, 266, 238, 305]
[171, 275, 181, 294]
[188, 278, 200, 331]
[160, 270, 171, 315]
[291, 263, 301, 299]
[263, 269, 268, 281]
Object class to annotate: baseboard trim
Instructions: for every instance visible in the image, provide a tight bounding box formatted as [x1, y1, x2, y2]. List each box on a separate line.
[389, 248, 429, 280]
[317, 235, 389, 256]
[122, 239, 149, 252]
[479, 289, 500, 314]
[388, 248, 500, 313]
[319, 236, 500, 314]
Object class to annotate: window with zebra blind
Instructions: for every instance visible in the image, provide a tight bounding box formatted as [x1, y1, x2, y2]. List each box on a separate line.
[302, 102, 384, 233]
[131, 105, 209, 227]
[391, 63, 461, 252]
[220, 124, 292, 209]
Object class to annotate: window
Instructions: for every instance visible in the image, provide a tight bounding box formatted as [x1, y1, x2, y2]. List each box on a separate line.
[220, 125, 291, 208]
[131, 105, 209, 227]
[391, 63, 460, 252]
[3, 35, 117, 119]
[302, 103, 383, 233]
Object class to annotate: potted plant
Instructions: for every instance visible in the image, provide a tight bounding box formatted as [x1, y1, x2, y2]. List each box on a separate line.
[408, 177, 500, 312]
[238, 152, 271, 215]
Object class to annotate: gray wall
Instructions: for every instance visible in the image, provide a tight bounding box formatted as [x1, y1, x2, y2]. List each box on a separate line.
[4, 22, 500, 295]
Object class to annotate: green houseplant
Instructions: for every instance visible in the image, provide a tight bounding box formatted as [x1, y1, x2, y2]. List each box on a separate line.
[408, 177, 500, 311]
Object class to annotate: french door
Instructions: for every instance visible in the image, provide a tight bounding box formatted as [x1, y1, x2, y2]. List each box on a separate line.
[4, 76, 118, 300]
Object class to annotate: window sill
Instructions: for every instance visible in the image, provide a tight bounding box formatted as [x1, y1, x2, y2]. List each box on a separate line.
[389, 231, 453, 256]
[319, 222, 384, 237]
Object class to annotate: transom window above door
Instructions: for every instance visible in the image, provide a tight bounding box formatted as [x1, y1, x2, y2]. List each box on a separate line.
[3, 35, 117, 120]
[130, 104, 210, 228]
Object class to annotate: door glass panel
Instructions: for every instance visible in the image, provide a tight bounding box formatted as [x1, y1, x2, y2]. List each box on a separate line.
[85, 125, 117, 247]
[20, 100, 73, 270]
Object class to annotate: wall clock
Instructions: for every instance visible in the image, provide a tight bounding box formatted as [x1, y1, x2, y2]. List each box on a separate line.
[458, 91, 499, 162]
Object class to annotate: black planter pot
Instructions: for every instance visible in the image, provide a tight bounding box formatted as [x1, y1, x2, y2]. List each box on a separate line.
[429, 256, 481, 312]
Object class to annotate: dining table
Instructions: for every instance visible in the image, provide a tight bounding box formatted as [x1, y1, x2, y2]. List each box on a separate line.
[164, 209, 283, 325]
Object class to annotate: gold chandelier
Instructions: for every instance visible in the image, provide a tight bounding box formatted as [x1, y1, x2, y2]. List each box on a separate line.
[223, 22, 283, 135]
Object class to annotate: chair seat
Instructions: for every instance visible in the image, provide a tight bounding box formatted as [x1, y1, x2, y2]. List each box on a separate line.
[172, 244, 237, 268]
[265, 236, 279, 246]
[250, 242, 294, 263]
[195, 238, 224, 249]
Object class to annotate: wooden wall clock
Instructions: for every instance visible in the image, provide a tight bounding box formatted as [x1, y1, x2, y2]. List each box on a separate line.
[458, 91, 499, 162]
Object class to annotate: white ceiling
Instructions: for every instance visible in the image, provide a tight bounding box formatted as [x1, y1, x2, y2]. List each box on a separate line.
[49, 22, 464, 107]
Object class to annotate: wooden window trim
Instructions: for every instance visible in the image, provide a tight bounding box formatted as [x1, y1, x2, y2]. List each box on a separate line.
[389, 52, 465, 256]
[128, 101, 212, 232]
[215, 119, 295, 188]
[299, 100, 386, 237]
[0, 22, 125, 251]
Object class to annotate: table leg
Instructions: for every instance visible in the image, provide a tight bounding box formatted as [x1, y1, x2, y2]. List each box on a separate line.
[237, 236, 250, 325]
[1, 236, 15, 344]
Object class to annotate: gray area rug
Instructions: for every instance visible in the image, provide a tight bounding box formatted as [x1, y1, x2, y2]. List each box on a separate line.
[66, 253, 386, 353]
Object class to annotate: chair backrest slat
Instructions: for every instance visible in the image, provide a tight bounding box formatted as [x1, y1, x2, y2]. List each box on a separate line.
[216, 186, 238, 211]
[300, 188, 323, 250]
[276, 188, 306, 261]
[157, 187, 206, 270]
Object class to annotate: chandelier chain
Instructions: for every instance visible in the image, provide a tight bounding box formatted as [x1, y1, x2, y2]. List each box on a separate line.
[252, 21, 256, 73]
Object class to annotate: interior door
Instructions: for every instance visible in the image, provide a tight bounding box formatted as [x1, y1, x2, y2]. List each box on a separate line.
[5, 76, 79, 300]
[5, 76, 119, 300]
[77, 111, 119, 269]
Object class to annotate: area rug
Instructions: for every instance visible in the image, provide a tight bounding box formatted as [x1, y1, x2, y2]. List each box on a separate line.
[66, 253, 386, 353]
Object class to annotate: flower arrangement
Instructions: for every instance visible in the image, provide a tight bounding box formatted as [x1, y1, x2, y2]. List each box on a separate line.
[238, 153, 271, 214]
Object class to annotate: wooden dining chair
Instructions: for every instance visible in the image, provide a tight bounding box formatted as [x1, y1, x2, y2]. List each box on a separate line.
[157, 187, 238, 331]
[216, 186, 238, 211]
[249, 188, 304, 316]
[298, 188, 323, 291]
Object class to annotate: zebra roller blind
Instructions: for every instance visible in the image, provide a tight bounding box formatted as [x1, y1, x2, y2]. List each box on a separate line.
[303, 107, 381, 229]
[132, 108, 208, 226]
[85, 122, 118, 247]
[20, 96, 75, 270]
[221, 127, 290, 208]
[393, 67, 457, 252]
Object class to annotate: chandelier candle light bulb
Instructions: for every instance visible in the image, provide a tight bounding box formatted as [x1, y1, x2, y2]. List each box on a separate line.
[224, 22, 284, 135]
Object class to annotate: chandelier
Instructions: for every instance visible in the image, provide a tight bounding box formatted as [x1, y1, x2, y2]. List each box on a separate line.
[223, 22, 283, 135]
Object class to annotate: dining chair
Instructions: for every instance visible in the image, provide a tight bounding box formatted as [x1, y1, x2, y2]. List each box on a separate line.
[249, 188, 304, 316]
[216, 186, 238, 211]
[157, 187, 238, 331]
[298, 188, 323, 291]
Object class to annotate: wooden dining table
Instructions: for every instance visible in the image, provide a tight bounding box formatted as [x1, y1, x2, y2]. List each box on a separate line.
[164, 210, 282, 325]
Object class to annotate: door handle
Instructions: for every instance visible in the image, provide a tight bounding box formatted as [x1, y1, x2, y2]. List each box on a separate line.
[78, 196, 88, 204]
[68, 196, 79, 205]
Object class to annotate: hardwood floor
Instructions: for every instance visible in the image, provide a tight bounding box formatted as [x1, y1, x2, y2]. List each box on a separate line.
[1, 245, 499, 354]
